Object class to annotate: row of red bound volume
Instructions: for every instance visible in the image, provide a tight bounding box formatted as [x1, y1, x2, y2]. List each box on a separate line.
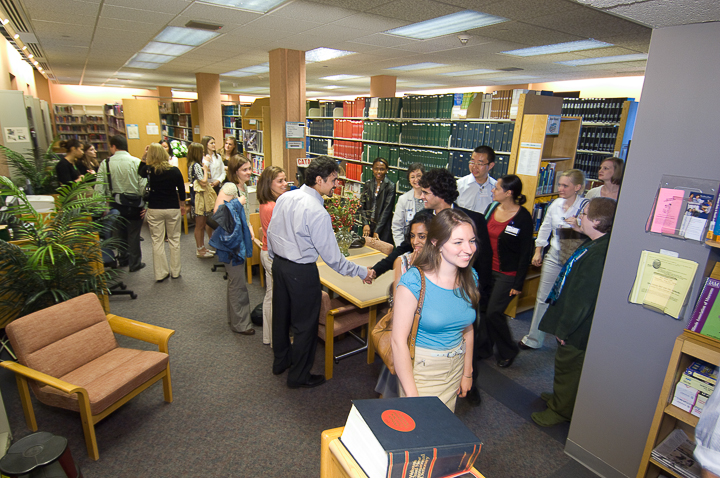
[343, 97, 367, 118]
[333, 119, 364, 139]
[345, 162, 363, 182]
[334, 140, 362, 161]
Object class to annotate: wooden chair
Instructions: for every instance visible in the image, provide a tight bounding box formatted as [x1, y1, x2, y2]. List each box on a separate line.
[1, 293, 174, 460]
[246, 212, 264, 287]
[317, 291, 373, 380]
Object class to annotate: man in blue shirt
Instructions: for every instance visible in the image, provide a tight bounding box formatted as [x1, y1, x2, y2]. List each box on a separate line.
[267, 156, 374, 389]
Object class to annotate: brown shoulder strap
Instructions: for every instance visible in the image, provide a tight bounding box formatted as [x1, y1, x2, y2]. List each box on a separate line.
[407, 268, 426, 361]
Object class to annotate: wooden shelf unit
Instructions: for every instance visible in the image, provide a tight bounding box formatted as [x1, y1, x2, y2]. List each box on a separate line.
[53, 104, 110, 157]
[159, 101, 198, 144]
[122, 98, 162, 159]
[242, 98, 270, 184]
[222, 103, 247, 142]
[637, 330, 720, 478]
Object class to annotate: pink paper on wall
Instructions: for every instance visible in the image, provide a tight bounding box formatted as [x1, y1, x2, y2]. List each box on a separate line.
[651, 188, 684, 234]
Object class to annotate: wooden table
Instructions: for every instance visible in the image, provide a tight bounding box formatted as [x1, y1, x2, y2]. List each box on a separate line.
[321, 427, 485, 478]
[317, 251, 393, 365]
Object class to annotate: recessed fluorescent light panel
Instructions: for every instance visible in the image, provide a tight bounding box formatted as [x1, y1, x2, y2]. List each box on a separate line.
[134, 53, 175, 64]
[556, 53, 648, 66]
[502, 39, 612, 57]
[440, 68, 499, 76]
[323, 85, 342, 89]
[154, 26, 220, 46]
[305, 48, 355, 63]
[387, 62, 446, 71]
[199, 0, 288, 13]
[222, 63, 269, 77]
[142, 42, 194, 56]
[125, 59, 162, 69]
[385, 10, 508, 39]
[320, 74, 362, 81]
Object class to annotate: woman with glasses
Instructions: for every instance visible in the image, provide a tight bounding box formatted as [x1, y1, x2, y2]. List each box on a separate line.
[360, 157, 396, 243]
[532, 197, 616, 427]
[391, 162, 425, 246]
[520, 169, 587, 351]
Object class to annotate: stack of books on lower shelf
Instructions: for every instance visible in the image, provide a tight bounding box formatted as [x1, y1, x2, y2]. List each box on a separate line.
[671, 359, 717, 417]
[651, 429, 701, 478]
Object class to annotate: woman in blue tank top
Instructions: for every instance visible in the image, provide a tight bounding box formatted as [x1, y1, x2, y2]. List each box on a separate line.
[391, 208, 480, 412]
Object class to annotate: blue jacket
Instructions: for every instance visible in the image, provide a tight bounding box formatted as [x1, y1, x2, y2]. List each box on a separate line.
[209, 199, 253, 266]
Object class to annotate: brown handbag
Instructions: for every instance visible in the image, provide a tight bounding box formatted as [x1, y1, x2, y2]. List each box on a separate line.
[370, 269, 426, 375]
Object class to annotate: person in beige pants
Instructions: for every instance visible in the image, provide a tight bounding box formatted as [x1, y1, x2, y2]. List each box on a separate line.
[138, 143, 186, 282]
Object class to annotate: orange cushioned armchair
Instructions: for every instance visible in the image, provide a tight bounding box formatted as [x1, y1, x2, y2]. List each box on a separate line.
[1, 293, 175, 460]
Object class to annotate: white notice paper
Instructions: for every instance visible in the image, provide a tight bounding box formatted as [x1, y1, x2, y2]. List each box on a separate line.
[4, 127, 29, 143]
[126, 124, 139, 139]
[146, 123, 159, 135]
[516, 143, 542, 176]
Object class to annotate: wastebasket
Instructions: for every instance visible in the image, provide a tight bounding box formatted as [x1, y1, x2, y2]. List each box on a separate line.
[0, 432, 82, 478]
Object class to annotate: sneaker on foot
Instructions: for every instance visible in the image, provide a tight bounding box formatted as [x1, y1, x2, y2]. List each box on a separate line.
[531, 408, 569, 427]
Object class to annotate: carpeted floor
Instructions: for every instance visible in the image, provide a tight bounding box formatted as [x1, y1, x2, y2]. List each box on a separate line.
[0, 225, 600, 478]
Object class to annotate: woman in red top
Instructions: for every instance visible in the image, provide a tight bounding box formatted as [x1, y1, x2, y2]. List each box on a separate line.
[257, 166, 288, 346]
[479, 174, 534, 368]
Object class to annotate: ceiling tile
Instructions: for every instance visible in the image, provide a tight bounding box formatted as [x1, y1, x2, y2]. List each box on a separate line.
[369, 0, 463, 23]
[171, 2, 262, 26]
[270, 0, 356, 23]
[470, 21, 581, 46]
[103, 0, 191, 14]
[100, 4, 175, 23]
[348, 33, 418, 48]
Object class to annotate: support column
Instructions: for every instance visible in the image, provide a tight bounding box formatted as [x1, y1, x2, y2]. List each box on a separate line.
[370, 75, 396, 98]
[157, 86, 173, 101]
[269, 48, 306, 183]
[195, 73, 222, 143]
[33, 71, 51, 104]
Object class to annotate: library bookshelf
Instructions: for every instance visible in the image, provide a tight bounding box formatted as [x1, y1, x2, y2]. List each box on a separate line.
[242, 97, 270, 185]
[105, 104, 125, 146]
[159, 101, 197, 144]
[637, 330, 720, 478]
[222, 103, 245, 143]
[53, 104, 109, 158]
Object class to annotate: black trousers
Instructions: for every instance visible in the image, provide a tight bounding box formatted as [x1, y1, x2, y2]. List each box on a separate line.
[271, 255, 322, 385]
[112, 203, 143, 270]
[476, 271, 520, 361]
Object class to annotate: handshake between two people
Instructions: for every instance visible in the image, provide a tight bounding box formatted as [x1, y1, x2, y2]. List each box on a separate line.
[362, 267, 376, 285]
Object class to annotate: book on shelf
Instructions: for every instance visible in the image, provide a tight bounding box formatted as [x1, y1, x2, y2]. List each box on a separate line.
[686, 278, 720, 337]
[650, 429, 701, 478]
[340, 397, 482, 478]
[686, 359, 718, 385]
[243, 130, 262, 154]
[561, 97, 630, 123]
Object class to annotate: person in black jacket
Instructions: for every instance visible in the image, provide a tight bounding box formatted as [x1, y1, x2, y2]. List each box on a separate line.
[367, 168, 492, 406]
[55, 138, 85, 186]
[360, 157, 396, 244]
[478, 175, 534, 368]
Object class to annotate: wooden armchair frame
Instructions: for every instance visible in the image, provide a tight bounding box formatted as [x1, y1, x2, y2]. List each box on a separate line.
[0, 314, 175, 460]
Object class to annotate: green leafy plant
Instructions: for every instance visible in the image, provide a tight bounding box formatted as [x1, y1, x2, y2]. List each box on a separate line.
[0, 142, 61, 194]
[0, 175, 118, 327]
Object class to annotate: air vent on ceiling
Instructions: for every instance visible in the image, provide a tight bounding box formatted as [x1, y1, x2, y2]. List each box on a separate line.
[498, 67, 524, 72]
[185, 20, 223, 31]
[39, 61, 49, 70]
[0, 0, 28, 32]
[27, 43, 42, 58]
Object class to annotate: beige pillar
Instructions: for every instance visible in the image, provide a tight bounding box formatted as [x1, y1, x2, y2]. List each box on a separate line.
[195, 73, 223, 143]
[370, 75, 397, 97]
[269, 48, 306, 183]
[33, 71, 51, 104]
[157, 86, 173, 101]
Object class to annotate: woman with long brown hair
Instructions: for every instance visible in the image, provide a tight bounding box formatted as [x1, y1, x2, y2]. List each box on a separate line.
[139, 143, 186, 281]
[257, 166, 288, 345]
[391, 208, 479, 412]
[187, 142, 215, 258]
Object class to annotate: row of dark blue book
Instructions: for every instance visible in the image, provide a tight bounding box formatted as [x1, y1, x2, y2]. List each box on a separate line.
[307, 118, 333, 137]
[561, 97, 630, 123]
[450, 122, 514, 153]
[578, 125, 619, 152]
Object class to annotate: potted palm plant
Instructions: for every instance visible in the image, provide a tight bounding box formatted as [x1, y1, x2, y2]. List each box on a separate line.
[0, 143, 60, 194]
[0, 175, 117, 328]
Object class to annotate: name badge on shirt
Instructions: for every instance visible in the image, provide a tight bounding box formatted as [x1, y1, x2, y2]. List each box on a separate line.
[504, 225, 519, 236]
[407, 210, 414, 222]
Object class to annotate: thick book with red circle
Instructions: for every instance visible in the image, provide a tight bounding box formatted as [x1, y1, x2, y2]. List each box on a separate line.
[340, 397, 482, 478]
